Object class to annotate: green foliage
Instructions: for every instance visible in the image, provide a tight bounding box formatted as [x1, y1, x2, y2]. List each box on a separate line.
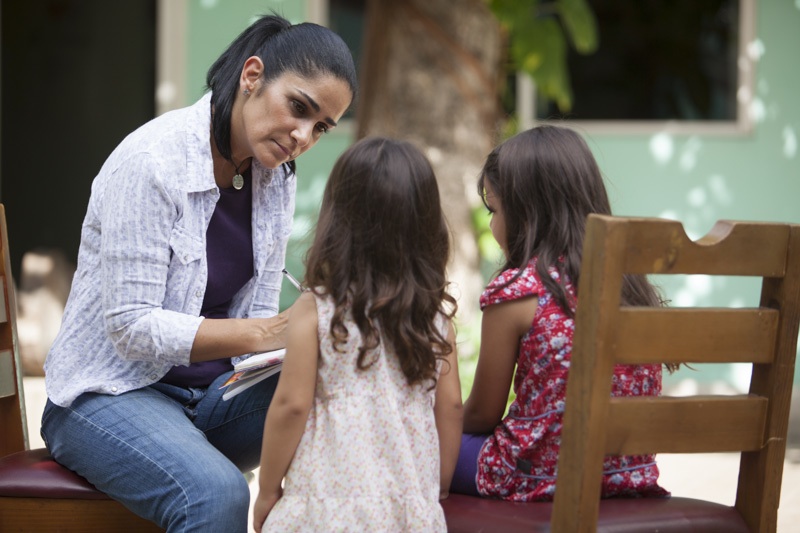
[489, 0, 598, 112]
[472, 206, 504, 267]
[456, 313, 516, 413]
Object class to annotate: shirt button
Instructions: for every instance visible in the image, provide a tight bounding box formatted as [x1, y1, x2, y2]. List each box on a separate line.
[149, 374, 159, 380]
[111, 386, 118, 393]
[195, 290, 203, 298]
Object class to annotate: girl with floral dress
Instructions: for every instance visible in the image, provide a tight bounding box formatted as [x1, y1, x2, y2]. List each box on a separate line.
[253, 137, 463, 532]
[450, 125, 670, 501]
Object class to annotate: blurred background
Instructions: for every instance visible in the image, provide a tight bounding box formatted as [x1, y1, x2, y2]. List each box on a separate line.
[1, 0, 798, 440]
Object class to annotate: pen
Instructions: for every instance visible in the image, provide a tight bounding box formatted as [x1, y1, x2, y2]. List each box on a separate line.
[282, 268, 305, 292]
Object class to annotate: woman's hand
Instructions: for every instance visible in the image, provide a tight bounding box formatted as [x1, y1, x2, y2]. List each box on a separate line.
[189, 301, 299, 363]
[252, 488, 282, 532]
[252, 306, 292, 352]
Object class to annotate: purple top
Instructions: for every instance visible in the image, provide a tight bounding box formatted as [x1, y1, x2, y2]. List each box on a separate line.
[161, 169, 254, 387]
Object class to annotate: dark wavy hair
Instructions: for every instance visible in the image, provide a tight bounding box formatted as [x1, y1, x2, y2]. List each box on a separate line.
[478, 125, 665, 315]
[305, 137, 456, 386]
[206, 13, 357, 175]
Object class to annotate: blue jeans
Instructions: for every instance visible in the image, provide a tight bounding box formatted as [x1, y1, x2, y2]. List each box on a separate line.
[41, 370, 279, 533]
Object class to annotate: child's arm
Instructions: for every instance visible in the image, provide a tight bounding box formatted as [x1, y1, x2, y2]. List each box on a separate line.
[252, 291, 319, 532]
[434, 321, 462, 499]
[463, 296, 538, 434]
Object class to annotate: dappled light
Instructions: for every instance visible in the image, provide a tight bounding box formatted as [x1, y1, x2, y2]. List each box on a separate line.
[784, 126, 798, 158]
[658, 270, 764, 396]
[678, 136, 702, 171]
[649, 132, 674, 164]
[661, 273, 757, 309]
[708, 175, 734, 205]
[686, 187, 707, 209]
[747, 38, 765, 61]
[672, 274, 713, 307]
[749, 97, 767, 122]
[664, 360, 753, 396]
[156, 81, 178, 110]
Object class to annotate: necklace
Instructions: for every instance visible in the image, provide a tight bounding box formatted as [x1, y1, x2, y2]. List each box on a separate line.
[232, 158, 250, 190]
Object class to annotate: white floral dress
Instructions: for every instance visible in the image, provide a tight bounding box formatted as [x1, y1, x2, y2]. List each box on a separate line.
[263, 293, 446, 532]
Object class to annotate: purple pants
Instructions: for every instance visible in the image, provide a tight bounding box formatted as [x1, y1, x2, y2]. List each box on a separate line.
[450, 433, 490, 496]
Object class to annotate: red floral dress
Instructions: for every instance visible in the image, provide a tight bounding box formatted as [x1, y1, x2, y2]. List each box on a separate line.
[475, 258, 669, 501]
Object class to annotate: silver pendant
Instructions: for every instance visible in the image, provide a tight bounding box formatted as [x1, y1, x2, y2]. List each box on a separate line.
[232, 173, 244, 190]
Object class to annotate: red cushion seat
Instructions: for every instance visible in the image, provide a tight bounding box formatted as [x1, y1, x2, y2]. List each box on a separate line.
[441, 493, 750, 533]
[0, 447, 110, 500]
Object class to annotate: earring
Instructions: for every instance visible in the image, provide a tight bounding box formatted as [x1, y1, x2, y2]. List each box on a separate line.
[243, 88, 251, 96]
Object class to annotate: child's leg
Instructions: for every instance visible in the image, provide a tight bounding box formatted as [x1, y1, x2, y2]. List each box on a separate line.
[449, 433, 490, 496]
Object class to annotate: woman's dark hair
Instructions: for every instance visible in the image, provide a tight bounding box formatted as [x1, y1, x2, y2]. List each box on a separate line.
[206, 13, 357, 174]
[478, 125, 664, 315]
[305, 137, 456, 386]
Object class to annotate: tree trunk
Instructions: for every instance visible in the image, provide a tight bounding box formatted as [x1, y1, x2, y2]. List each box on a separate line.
[357, 0, 503, 326]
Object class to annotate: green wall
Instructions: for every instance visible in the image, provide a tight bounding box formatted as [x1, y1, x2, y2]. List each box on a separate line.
[186, 0, 305, 101]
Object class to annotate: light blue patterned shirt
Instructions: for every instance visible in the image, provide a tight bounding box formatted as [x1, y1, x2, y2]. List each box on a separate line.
[44, 93, 296, 407]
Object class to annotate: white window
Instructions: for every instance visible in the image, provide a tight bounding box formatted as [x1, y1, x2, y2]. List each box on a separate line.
[518, 0, 757, 135]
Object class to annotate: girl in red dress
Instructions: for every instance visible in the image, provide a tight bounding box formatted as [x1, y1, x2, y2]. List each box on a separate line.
[450, 125, 670, 501]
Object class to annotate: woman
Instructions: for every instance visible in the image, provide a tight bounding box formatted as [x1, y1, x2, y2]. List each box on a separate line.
[41, 14, 357, 532]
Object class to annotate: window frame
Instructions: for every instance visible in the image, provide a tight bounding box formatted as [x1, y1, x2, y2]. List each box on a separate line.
[516, 0, 757, 136]
[156, 0, 188, 115]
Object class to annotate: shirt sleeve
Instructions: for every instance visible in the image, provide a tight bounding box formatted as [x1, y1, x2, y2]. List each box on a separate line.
[479, 261, 542, 310]
[96, 151, 202, 365]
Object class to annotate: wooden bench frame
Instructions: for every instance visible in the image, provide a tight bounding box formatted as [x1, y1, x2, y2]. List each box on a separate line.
[444, 215, 800, 532]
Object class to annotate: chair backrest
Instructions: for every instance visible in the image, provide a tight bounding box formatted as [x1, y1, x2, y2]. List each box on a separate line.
[0, 204, 28, 456]
[552, 214, 800, 532]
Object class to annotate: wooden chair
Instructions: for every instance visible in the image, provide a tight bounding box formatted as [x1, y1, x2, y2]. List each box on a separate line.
[443, 214, 800, 532]
[0, 204, 163, 532]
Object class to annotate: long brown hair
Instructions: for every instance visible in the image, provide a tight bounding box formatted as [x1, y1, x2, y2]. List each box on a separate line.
[478, 125, 664, 314]
[305, 137, 456, 386]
